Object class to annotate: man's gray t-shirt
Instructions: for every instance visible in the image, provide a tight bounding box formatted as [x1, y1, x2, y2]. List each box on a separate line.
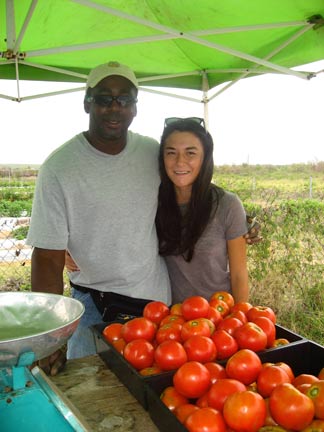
[165, 191, 247, 303]
[27, 131, 171, 304]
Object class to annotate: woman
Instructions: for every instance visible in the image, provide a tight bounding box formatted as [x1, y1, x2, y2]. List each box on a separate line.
[156, 117, 249, 304]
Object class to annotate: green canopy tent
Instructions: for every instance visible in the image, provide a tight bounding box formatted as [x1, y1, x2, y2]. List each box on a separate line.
[1, 0, 324, 124]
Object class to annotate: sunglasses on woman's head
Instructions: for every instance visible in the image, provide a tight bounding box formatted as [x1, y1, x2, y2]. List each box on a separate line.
[164, 117, 206, 129]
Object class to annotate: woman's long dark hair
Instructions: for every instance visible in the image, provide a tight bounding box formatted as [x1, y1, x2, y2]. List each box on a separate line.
[156, 119, 224, 262]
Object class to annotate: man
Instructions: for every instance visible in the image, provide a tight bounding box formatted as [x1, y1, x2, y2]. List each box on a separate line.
[27, 61, 171, 374]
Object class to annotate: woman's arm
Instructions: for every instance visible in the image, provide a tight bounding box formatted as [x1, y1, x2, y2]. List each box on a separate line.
[227, 236, 249, 303]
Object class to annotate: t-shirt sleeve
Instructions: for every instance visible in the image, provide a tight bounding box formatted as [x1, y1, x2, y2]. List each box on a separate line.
[224, 193, 248, 240]
[26, 164, 69, 249]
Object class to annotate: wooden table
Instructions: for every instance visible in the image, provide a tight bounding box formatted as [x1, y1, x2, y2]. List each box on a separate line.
[51, 354, 160, 432]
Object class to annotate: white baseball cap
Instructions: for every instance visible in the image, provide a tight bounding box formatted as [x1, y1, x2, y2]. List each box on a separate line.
[86, 61, 138, 89]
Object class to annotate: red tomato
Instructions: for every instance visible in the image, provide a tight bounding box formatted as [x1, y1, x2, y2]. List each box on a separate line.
[227, 309, 248, 324]
[159, 314, 185, 330]
[217, 316, 243, 336]
[209, 298, 230, 317]
[173, 361, 211, 399]
[226, 349, 262, 385]
[204, 362, 228, 383]
[319, 368, 324, 380]
[275, 361, 295, 382]
[181, 318, 212, 341]
[250, 316, 276, 347]
[293, 373, 319, 388]
[123, 339, 154, 370]
[102, 322, 123, 343]
[263, 397, 278, 427]
[160, 386, 189, 411]
[247, 305, 277, 324]
[111, 338, 126, 354]
[181, 296, 210, 320]
[271, 339, 289, 349]
[183, 335, 217, 363]
[170, 303, 183, 316]
[121, 317, 156, 342]
[139, 365, 162, 376]
[207, 378, 246, 411]
[174, 403, 199, 424]
[184, 407, 226, 432]
[257, 365, 291, 397]
[301, 419, 324, 431]
[143, 301, 170, 325]
[207, 306, 223, 327]
[223, 390, 267, 432]
[154, 340, 188, 371]
[155, 324, 182, 344]
[234, 321, 268, 352]
[196, 392, 209, 408]
[230, 301, 252, 314]
[211, 329, 238, 360]
[269, 383, 315, 430]
[210, 291, 235, 309]
[307, 380, 324, 419]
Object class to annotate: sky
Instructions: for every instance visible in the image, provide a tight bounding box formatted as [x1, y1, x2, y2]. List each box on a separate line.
[0, 60, 323, 166]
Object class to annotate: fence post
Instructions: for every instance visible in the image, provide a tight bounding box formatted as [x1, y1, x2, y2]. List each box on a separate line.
[309, 176, 313, 199]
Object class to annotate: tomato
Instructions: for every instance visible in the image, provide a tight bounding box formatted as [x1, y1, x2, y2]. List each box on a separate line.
[216, 316, 243, 336]
[181, 318, 212, 341]
[173, 361, 211, 399]
[170, 303, 183, 316]
[228, 309, 248, 324]
[263, 398, 278, 427]
[196, 392, 209, 408]
[250, 316, 276, 347]
[181, 296, 210, 320]
[139, 365, 162, 376]
[247, 305, 276, 324]
[159, 314, 185, 330]
[234, 321, 268, 352]
[319, 368, 324, 380]
[271, 338, 289, 348]
[209, 298, 230, 317]
[121, 316, 156, 342]
[183, 335, 217, 363]
[160, 386, 189, 411]
[207, 306, 224, 327]
[307, 380, 324, 419]
[257, 365, 291, 397]
[143, 301, 170, 325]
[301, 419, 324, 431]
[210, 291, 235, 309]
[275, 362, 295, 382]
[293, 374, 319, 389]
[102, 322, 123, 343]
[174, 403, 199, 424]
[223, 390, 267, 432]
[230, 301, 252, 314]
[269, 383, 315, 430]
[154, 340, 188, 371]
[226, 348, 262, 385]
[204, 362, 228, 383]
[111, 337, 126, 354]
[123, 339, 154, 370]
[155, 324, 182, 344]
[184, 407, 226, 432]
[207, 378, 246, 411]
[211, 329, 238, 360]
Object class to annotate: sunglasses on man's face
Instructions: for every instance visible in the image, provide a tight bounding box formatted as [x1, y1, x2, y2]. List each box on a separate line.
[164, 117, 206, 129]
[87, 94, 138, 108]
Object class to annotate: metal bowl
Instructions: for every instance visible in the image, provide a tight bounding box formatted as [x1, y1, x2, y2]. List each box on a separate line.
[0, 291, 84, 367]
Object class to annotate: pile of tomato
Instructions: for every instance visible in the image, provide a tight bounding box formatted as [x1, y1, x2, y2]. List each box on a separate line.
[102, 292, 324, 431]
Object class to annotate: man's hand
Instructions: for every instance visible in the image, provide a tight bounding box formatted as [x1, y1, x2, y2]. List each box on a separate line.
[245, 215, 262, 245]
[37, 344, 67, 376]
[65, 251, 80, 272]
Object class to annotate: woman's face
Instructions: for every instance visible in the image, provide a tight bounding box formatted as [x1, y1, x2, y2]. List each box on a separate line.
[163, 130, 204, 196]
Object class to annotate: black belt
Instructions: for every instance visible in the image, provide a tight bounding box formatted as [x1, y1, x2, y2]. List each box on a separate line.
[70, 281, 92, 293]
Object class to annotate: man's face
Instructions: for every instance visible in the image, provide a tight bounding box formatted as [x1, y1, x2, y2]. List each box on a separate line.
[85, 75, 137, 143]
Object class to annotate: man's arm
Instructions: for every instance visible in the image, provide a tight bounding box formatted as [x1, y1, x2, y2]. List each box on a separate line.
[31, 247, 66, 294]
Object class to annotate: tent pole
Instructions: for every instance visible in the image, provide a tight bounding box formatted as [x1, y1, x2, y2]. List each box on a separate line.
[202, 71, 209, 130]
